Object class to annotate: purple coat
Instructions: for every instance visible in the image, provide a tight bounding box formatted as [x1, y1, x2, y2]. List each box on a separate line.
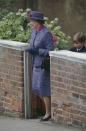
[28, 27, 54, 96]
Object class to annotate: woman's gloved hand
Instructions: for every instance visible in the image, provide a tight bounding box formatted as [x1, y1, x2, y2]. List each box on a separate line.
[25, 47, 39, 55]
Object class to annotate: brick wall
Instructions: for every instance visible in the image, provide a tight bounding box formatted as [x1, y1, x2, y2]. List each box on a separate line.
[0, 43, 24, 117]
[50, 51, 86, 128]
[0, 40, 45, 118]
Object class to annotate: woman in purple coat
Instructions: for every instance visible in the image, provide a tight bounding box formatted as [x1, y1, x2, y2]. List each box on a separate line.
[26, 11, 54, 121]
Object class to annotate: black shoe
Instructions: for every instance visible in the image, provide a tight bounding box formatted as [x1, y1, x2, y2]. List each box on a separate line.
[40, 115, 51, 122]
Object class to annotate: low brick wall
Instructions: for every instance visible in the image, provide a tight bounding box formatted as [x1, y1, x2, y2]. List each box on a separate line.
[0, 40, 27, 117]
[50, 51, 86, 128]
[0, 40, 45, 118]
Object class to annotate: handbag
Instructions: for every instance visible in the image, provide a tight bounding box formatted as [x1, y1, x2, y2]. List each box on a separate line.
[42, 57, 50, 71]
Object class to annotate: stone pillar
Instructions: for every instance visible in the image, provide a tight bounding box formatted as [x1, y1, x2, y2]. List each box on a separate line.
[50, 50, 86, 128]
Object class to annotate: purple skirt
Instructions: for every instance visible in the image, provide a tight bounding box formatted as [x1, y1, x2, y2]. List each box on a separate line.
[32, 67, 51, 97]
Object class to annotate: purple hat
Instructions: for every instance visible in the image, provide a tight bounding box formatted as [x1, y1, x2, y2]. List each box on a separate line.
[29, 11, 45, 21]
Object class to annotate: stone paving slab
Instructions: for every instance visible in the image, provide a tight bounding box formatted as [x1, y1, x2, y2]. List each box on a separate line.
[0, 117, 84, 131]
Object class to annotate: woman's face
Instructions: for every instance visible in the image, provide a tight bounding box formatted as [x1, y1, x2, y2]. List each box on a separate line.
[30, 20, 39, 30]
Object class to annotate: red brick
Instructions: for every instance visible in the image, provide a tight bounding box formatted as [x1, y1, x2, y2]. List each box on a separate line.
[51, 56, 86, 128]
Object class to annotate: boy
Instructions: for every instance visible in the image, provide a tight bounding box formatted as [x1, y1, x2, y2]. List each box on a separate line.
[70, 32, 86, 52]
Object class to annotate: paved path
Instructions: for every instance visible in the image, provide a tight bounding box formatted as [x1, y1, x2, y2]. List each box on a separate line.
[0, 117, 84, 131]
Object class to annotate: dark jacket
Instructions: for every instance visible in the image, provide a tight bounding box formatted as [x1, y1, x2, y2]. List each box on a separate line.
[70, 46, 86, 53]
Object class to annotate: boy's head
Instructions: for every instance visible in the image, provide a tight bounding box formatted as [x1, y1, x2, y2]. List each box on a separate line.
[73, 32, 86, 49]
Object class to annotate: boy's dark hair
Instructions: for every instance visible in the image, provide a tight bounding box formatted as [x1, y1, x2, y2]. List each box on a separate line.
[73, 32, 86, 44]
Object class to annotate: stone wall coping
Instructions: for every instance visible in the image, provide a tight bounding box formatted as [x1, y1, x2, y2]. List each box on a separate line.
[0, 39, 28, 50]
[49, 50, 86, 64]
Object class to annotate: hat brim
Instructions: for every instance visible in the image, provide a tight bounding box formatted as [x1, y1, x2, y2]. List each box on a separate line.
[30, 17, 45, 21]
